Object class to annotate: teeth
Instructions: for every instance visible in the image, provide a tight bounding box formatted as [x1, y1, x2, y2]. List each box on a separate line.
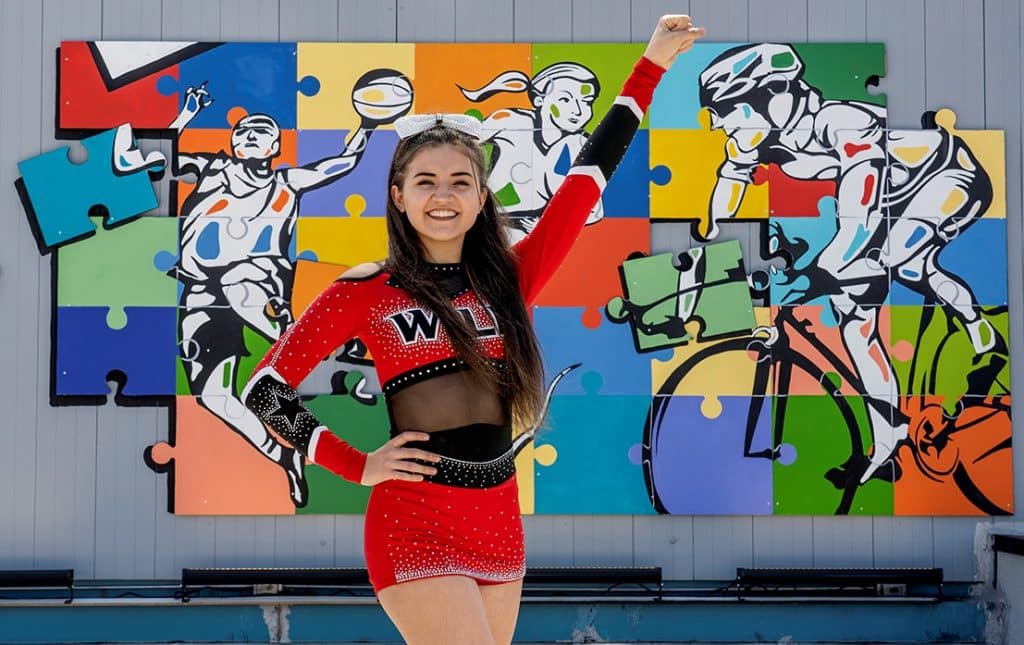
[428, 209, 457, 219]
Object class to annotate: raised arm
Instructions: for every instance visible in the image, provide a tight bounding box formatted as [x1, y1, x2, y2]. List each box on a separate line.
[514, 15, 704, 304]
[241, 276, 370, 483]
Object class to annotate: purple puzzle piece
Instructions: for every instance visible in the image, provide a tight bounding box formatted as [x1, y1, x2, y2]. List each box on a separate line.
[297, 129, 399, 217]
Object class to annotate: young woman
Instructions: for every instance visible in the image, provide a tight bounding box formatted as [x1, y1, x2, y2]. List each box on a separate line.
[242, 15, 704, 644]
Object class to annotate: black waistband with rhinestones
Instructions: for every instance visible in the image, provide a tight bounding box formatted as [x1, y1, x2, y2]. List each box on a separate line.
[399, 423, 525, 489]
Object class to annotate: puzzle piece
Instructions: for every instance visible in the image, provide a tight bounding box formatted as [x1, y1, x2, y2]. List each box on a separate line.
[894, 393, 1013, 516]
[766, 194, 892, 311]
[606, 240, 756, 352]
[413, 43, 532, 115]
[158, 43, 316, 130]
[149, 372, 388, 515]
[533, 372, 654, 514]
[296, 129, 399, 218]
[533, 306, 667, 396]
[651, 42, 886, 129]
[298, 372, 390, 514]
[17, 124, 166, 250]
[772, 395, 895, 515]
[56, 306, 177, 399]
[295, 215, 389, 268]
[898, 108, 1006, 219]
[174, 214, 305, 311]
[58, 41, 193, 131]
[297, 43, 415, 130]
[56, 216, 178, 329]
[649, 306, 772, 397]
[769, 305, 894, 400]
[532, 218, 650, 328]
[173, 126, 298, 215]
[646, 395, 773, 514]
[888, 305, 1010, 400]
[146, 395, 298, 515]
[889, 218, 1006, 307]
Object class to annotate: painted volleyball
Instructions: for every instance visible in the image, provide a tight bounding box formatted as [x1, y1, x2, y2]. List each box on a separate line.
[352, 69, 413, 124]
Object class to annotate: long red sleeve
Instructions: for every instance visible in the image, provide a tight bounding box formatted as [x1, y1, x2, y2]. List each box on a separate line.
[513, 56, 665, 304]
[242, 278, 371, 483]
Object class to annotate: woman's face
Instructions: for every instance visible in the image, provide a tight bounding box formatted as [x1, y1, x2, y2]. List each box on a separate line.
[390, 144, 488, 261]
[536, 78, 595, 133]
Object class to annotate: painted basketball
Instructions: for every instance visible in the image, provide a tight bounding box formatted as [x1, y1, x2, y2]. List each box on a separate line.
[352, 68, 413, 125]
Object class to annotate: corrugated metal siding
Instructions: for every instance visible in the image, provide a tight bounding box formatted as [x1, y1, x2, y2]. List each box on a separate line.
[0, 0, 1020, 582]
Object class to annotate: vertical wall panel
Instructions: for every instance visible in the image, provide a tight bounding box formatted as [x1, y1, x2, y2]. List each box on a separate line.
[571, 0, 630, 42]
[692, 517, 751, 580]
[455, 0, 513, 42]
[630, 0, 691, 43]
[866, 0, 925, 128]
[808, 0, 867, 41]
[748, 0, 808, 42]
[398, 0, 455, 42]
[689, 0, 747, 41]
[102, 0, 163, 38]
[513, 0, 571, 42]
[924, 0, 986, 128]
[281, 0, 337, 42]
[984, 0, 1024, 513]
[338, 0, 397, 42]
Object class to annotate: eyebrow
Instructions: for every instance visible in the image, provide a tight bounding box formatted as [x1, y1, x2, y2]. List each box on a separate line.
[412, 170, 475, 178]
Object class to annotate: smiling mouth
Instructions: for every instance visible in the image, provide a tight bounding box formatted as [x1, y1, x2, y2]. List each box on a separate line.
[427, 209, 458, 221]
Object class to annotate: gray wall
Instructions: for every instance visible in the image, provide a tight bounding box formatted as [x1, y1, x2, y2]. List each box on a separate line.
[0, 0, 1021, 582]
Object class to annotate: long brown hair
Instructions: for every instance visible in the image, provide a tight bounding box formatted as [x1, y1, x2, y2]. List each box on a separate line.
[384, 126, 544, 430]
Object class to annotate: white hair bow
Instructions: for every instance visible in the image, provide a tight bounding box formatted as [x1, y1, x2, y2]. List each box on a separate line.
[394, 113, 482, 140]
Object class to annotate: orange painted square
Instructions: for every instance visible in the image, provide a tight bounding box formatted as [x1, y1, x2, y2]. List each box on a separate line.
[174, 128, 297, 214]
[414, 43, 532, 116]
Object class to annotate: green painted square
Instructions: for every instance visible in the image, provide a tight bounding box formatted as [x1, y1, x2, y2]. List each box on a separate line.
[772, 395, 894, 515]
[532, 43, 648, 132]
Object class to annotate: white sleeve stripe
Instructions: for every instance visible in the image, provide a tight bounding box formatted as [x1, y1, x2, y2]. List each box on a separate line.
[307, 426, 329, 464]
[567, 164, 607, 191]
[614, 95, 643, 122]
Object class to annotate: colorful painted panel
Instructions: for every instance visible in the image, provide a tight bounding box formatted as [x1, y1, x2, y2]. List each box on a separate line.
[20, 41, 1009, 515]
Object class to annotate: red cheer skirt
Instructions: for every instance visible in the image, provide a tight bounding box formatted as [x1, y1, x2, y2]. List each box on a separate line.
[363, 473, 525, 593]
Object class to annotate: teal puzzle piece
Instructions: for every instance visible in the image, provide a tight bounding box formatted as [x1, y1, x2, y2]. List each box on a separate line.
[17, 124, 165, 251]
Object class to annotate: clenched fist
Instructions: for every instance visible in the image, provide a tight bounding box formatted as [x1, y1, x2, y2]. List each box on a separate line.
[644, 15, 706, 70]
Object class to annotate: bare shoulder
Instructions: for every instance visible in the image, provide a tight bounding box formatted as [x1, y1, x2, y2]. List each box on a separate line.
[339, 261, 386, 281]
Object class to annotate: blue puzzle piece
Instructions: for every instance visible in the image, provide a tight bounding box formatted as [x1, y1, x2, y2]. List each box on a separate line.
[534, 393, 654, 514]
[647, 395, 773, 515]
[534, 306, 669, 395]
[296, 129, 399, 217]
[171, 43, 314, 129]
[649, 42, 747, 130]
[56, 306, 177, 397]
[602, 130, 651, 218]
[17, 125, 165, 250]
[890, 218, 1007, 307]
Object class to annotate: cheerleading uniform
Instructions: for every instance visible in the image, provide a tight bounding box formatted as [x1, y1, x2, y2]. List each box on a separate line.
[242, 56, 664, 593]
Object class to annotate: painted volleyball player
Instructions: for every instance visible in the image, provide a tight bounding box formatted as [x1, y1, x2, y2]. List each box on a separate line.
[171, 71, 413, 507]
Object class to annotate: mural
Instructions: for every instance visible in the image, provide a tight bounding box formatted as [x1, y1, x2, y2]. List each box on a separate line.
[17, 40, 1010, 516]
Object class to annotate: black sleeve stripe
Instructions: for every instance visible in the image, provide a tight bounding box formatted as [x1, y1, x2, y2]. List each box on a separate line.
[243, 372, 321, 455]
[573, 96, 643, 182]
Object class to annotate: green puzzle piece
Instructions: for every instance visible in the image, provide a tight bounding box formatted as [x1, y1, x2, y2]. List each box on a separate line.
[57, 216, 178, 329]
[607, 240, 756, 352]
[299, 371, 391, 515]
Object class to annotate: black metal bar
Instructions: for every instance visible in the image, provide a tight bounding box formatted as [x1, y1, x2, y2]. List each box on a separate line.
[180, 567, 370, 602]
[733, 567, 943, 598]
[0, 569, 74, 603]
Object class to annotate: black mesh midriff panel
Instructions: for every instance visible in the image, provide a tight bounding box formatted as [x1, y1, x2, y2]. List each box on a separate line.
[387, 370, 508, 433]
